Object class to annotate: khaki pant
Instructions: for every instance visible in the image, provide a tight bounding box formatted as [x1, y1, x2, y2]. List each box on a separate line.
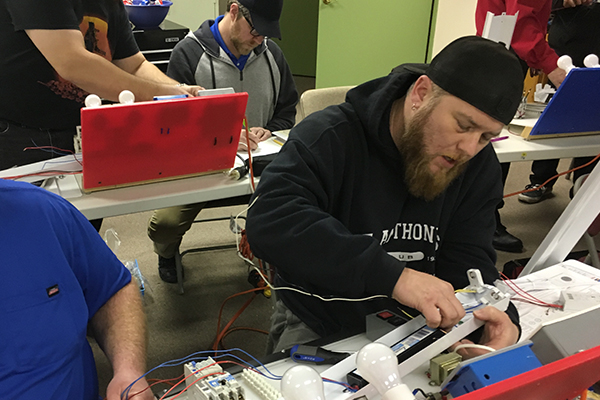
[147, 202, 206, 258]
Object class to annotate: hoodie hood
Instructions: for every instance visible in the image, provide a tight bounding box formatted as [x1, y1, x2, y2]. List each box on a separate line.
[345, 66, 422, 161]
[193, 19, 268, 59]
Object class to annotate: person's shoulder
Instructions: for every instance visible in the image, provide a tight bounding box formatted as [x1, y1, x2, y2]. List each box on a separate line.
[291, 103, 359, 146]
[265, 39, 286, 59]
[0, 180, 75, 214]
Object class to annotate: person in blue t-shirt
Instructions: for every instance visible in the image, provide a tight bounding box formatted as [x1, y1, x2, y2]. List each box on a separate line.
[0, 179, 154, 400]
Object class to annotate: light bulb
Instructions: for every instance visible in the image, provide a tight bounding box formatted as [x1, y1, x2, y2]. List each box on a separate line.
[119, 90, 135, 104]
[584, 54, 600, 68]
[280, 365, 325, 400]
[355, 342, 415, 400]
[557, 55, 575, 73]
[84, 94, 102, 108]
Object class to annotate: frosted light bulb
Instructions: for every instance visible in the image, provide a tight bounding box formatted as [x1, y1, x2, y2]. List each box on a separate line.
[557, 55, 575, 73]
[280, 365, 325, 400]
[355, 343, 415, 400]
[84, 94, 102, 108]
[119, 90, 135, 104]
[584, 54, 600, 68]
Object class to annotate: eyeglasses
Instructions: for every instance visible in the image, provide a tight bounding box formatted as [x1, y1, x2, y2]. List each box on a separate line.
[243, 16, 261, 37]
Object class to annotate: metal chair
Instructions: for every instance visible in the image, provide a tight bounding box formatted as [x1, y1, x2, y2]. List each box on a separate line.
[174, 194, 251, 294]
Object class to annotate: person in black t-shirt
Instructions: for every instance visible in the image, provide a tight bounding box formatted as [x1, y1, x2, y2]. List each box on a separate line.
[0, 0, 202, 171]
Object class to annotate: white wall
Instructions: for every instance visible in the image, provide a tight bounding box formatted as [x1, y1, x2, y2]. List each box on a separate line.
[432, 0, 477, 57]
[167, 0, 218, 30]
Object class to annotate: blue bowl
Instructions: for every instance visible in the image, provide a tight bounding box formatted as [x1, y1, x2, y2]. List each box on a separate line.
[125, 0, 172, 29]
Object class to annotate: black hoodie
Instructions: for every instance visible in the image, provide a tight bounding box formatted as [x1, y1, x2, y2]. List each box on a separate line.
[246, 67, 517, 337]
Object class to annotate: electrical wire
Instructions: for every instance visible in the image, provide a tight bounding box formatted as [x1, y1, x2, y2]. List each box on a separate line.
[500, 272, 563, 309]
[2, 170, 80, 181]
[126, 352, 356, 400]
[251, 266, 389, 303]
[242, 116, 256, 192]
[503, 152, 600, 198]
[121, 348, 283, 399]
[453, 343, 496, 354]
[219, 326, 269, 350]
[212, 290, 261, 352]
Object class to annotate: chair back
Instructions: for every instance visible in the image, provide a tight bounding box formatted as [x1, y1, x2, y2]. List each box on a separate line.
[296, 86, 355, 124]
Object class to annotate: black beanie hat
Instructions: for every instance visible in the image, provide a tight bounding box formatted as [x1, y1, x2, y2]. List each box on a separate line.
[408, 36, 524, 125]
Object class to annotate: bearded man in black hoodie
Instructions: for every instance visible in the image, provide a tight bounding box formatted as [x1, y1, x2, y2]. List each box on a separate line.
[246, 36, 525, 355]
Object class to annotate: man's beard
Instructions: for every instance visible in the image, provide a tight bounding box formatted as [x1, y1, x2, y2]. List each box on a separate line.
[396, 102, 468, 202]
[230, 24, 254, 56]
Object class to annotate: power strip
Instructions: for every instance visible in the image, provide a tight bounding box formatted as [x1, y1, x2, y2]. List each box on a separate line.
[183, 357, 245, 400]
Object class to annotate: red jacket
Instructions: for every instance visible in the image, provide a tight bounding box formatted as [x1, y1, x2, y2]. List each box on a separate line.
[476, 0, 559, 74]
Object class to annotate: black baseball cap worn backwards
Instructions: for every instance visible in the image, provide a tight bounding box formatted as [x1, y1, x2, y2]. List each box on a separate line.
[238, 0, 283, 39]
[420, 36, 523, 125]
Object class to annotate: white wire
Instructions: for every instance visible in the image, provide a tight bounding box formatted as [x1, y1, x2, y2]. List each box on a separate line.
[453, 343, 496, 354]
[252, 266, 389, 303]
[235, 196, 259, 266]
[233, 195, 388, 303]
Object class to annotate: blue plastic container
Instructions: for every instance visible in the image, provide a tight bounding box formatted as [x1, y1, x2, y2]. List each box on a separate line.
[125, 0, 172, 29]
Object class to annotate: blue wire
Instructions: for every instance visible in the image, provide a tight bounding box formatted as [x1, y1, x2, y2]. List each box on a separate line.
[121, 348, 283, 399]
[121, 348, 357, 399]
[29, 139, 71, 156]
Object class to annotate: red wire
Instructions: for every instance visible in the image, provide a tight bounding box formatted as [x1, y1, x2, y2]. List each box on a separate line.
[22, 146, 83, 166]
[212, 291, 260, 352]
[213, 287, 264, 345]
[219, 326, 269, 350]
[504, 152, 600, 198]
[500, 272, 563, 309]
[160, 360, 256, 400]
[158, 361, 228, 400]
[127, 377, 182, 399]
[2, 170, 80, 180]
[243, 116, 256, 192]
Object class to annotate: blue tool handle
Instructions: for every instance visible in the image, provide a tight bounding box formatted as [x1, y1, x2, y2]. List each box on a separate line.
[290, 344, 350, 365]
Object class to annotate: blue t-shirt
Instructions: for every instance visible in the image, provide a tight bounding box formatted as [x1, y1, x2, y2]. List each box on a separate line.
[210, 15, 250, 71]
[0, 180, 131, 399]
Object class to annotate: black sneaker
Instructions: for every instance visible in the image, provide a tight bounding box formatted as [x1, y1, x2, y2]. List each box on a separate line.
[518, 184, 553, 204]
[493, 227, 524, 253]
[158, 255, 181, 284]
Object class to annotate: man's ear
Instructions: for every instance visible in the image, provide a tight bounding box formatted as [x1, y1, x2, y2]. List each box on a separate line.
[409, 75, 433, 109]
[229, 3, 240, 20]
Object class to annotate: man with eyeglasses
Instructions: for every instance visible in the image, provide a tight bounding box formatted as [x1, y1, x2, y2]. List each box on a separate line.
[148, 0, 298, 283]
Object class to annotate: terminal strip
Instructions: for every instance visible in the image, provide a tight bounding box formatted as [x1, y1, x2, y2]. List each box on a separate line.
[241, 369, 281, 400]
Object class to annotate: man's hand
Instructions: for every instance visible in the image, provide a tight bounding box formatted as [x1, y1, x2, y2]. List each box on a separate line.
[548, 67, 567, 87]
[238, 127, 272, 151]
[392, 268, 465, 329]
[174, 84, 204, 97]
[450, 306, 519, 359]
[563, 0, 593, 7]
[249, 127, 272, 141]
[106, 372, 154, 400]
[238, 129, 260, 151]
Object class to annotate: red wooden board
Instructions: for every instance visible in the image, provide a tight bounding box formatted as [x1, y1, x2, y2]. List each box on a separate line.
[80, 93, 248, 190]
[456, 344, 600, 399]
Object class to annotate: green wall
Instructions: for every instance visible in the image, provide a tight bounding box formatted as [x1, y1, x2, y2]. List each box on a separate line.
[271, 0, 319, 77]
[315, 0, 435, 88]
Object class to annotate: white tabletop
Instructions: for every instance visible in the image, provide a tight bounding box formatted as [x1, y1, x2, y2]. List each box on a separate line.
[493, 127, 600, 163]
[24, 127, 600, 220]
[46, 172, 254, 220]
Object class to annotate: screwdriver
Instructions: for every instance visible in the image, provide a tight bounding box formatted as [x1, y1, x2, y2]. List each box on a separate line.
[290, 344, 351, 365]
